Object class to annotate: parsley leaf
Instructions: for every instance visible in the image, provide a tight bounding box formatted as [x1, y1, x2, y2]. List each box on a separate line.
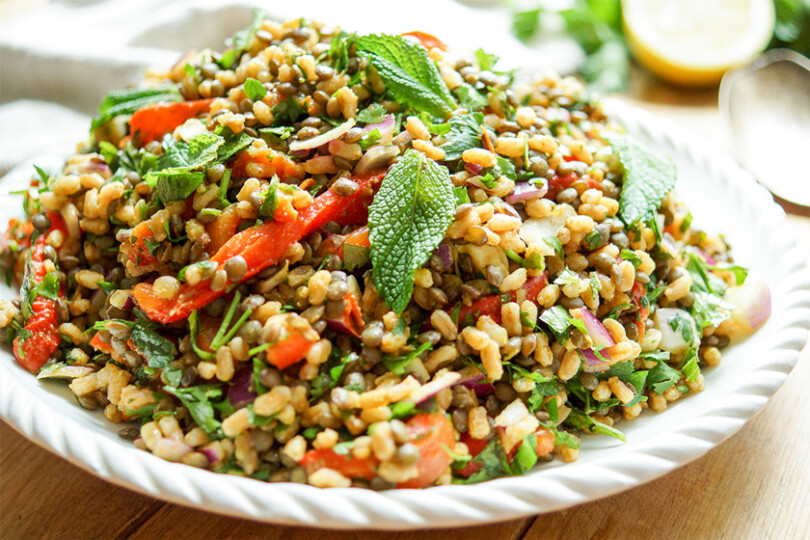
[368, 149, 455, 313]
[272, 97, 305, 125]
[512, 8, 543, 41]
[474, 48, 500, 71]
[355, 34, 456, 118]
[243, 77, 266, 101]
[356, 103, 388, 124]
[440, 112, 483, 160]
[164, 384, 223, 435]
[454, 82, 488, 111]
[647, 360, 682, 394]
[539, 305, 572, 343]
[381, 341, 433, 375]
[608, 133, 676, 225]
[129, 316, 177, 369]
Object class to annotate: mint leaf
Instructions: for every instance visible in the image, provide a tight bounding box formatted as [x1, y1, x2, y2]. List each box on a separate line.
[92, 85, 182, 129]
[272, 97, 305, 125]
[368, 149, 455, 313]
[144, 133, 224, 201]
[355, 34, 455, 118]
[608, 133, 676, 225]
[129, 316, 177, 369]
[440, 113, 483, 161]
[215, 128, 253, 163]
[243, 77, 266, 101]
[691, 291, 732, 329]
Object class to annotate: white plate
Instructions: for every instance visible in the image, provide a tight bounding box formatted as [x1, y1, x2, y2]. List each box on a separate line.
[1, 101, 809, 529]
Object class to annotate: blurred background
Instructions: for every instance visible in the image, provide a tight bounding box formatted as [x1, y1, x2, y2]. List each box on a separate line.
[0, 0, 807, 201]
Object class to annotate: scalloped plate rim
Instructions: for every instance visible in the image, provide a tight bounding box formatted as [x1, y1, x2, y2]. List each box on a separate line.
[0, 99, 808, 530]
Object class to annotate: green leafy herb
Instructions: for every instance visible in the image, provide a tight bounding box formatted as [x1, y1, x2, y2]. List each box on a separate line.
[608, 133, 676, 225]
[272, 97, 305, 125]
[327, 30, 355, 72]
[368, 149, 455, 313]
[566, 409, 626, 442]
[474, 48, 500, 71]
[259, 125, 294, 142]
[512, 8, 542, 41]
[31, 272, 60, 301]
[691, 291, 732, 329]
[647, 360, 682, 394]
[454, 82, 488, 112]
[381, 341, 432, 375]
[92, 86, 181, 129]
[215, 127, 253, 163]
[356, 103, 388, 124]
[544, 236, 564, 260]
[453, 185, 470, 206]
[680, 348, 700, 383]
[129, 315, 177, 369]
[620, 249, 642, 268]
[584, 230, 605, 251]
[355, 34, 455, 118]
[258, 178, 279, 220]
[540, 305, 573, 343]
[220, 7, 267, 69]
[706, 262, 748, 285]
[163, 384, 223, 435]
[359, 128, 382, 150]
[243, 77, 267, 101]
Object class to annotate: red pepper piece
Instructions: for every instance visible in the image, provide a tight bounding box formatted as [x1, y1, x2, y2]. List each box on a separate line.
[401, 31, 448, 51]
[397, 413, 455, 488]
[300, 449, 377, 481]
[230, 150, 299, 180]
[133, 172, 384, 323]
[265, 331, 316, 370]
[126, 221, 158, 268]
[129, 99, 214, 146]
[455, 432, 489, 477]
[456, 273, 549, 327]
[12, 212, 67, 373]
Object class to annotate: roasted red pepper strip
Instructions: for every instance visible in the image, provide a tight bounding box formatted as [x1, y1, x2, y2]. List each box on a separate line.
[133, 172, 384, 323]
[397, 413, 455, 489]
[265, 331, 316, 370]
[13, 212, 67, 373]
[129, 99, 214, 146]
[456, 273, 549, 327]
[401, 31, 448, 51]
[127, 221, 158, 267]
[300, 448, 377, 481]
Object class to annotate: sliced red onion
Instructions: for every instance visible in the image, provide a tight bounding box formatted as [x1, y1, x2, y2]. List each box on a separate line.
[228, 367, 256, 409]
[362, 114, 396, 144]
[724, 281, 771, 333]
[457, 371, 495, 396]
[201, 445, 223, 464]
[122, 295, 136, 311]
[697, 248, 718, 265]
[580, 348, 609, 372]
[326, 318, 351, 334]
[505, 180, 549, 204]
[570, 308, 615, 349]
[410, 371, 461, 404]
[465, 162, 483, 175]
[432, 244, 453, 269]
[290, 118, 356, 152]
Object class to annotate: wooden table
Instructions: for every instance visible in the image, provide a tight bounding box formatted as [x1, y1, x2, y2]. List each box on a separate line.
[2, 59, 810, 540]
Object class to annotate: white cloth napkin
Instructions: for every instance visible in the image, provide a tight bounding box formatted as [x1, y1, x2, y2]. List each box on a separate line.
[0, 0, 579, 175]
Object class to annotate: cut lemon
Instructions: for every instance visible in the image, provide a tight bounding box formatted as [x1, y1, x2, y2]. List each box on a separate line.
[622, 0, 775, 86]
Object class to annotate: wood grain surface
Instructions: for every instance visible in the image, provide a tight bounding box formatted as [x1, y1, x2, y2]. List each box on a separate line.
[1, 27, 809, 540]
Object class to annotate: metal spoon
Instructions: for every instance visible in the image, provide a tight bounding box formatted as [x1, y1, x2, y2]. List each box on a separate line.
[719, 49, 810, 208]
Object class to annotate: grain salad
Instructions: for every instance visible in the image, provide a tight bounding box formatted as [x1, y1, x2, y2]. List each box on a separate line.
[0, 12, 772, 489]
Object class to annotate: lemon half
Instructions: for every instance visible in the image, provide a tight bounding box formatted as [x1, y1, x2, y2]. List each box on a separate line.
[622, 0, 775, 86]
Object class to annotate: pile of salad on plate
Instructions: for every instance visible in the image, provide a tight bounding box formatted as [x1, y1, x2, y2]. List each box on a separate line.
[0, 12, 771, 489]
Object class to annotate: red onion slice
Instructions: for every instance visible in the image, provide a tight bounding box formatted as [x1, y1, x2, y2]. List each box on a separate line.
[570, 308, 615, 349]
[432, 244, 453, 269]
[289, 118, 356, 152]
[362, 114, 396, 144]
[505, 180, 549, 204]
[228, 366, 257, 409]
[580, 348, 610, 372]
